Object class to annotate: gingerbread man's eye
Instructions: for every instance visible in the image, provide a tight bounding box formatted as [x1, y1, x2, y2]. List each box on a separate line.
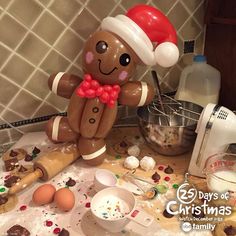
[119, 53, 131, 66]
[96, 41, 108, 54]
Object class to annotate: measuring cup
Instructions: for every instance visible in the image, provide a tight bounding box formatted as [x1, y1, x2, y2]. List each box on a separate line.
[204, 153, 236, 210]
[91, 187, 154, 233]
[94, 169, 117, 192]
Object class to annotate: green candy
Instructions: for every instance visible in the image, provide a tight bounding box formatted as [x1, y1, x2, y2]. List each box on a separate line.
[32, 153, 37, 159]
[0, 187, 6, 192]
[155, 184, 168, 194]
[115, 174, 120, 179]
[172, 184, 179, 189]
[115, 155, 121, 160]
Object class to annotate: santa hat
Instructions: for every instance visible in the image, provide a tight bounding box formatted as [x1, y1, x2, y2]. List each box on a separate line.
[101, 5, 179, 67]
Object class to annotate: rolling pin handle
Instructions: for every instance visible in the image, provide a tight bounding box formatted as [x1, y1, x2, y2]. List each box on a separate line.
[8, 168, 43, 196]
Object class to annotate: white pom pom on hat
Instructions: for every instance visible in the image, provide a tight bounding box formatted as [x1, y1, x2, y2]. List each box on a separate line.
[101, 4, 179, 68]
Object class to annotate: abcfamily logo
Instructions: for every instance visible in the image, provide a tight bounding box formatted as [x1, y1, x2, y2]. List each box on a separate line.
[166, 173, 232, 232]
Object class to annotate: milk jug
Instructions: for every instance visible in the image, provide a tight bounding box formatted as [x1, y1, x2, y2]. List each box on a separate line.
[175, 55, 221, 107]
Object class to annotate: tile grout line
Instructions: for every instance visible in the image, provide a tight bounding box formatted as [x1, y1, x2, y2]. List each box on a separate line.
[0, 42, 49, 77]
[0, 72, 54, 108]
[180, 0, 205, 30]
[30, 1, 100, 118]
[1, 11, 84, 69]
[0, 0, 15, 19]
[0, 0, 57, 120]
[1, 0, 90, 120]
[32, 0, 123, 118]
[176, 1, 205, 36]
[0, 0, 55, 72]
[67, 0, 123, 72]
[0, 101, 26, 120]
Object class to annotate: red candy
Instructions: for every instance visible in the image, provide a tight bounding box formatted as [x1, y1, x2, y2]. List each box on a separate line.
[164, 176, 170, 181]
[76, 74, 120, 108]
[19, 205, 27, 211]
[46, 220, 53, 227]
[85, 89, 96, 98]
[158, 166, 164, 171]
[85, 202, 90, 208]
[53, 228, 61, 234]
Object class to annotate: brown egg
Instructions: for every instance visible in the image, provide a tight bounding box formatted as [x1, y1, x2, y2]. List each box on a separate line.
[32, 184, 56, 206]
[54, 188, 75, 211]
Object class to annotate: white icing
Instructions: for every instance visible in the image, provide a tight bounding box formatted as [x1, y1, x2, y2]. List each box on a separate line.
[123, 156, 139, 169]
[137, 82, 148, 106]
[52, 72, 64, 94]
[127, 145, 140, 157]
[82, 145, 106, 160]
[140, 156, 156, 171]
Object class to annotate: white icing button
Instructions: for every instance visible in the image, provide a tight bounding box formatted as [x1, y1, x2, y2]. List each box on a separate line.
[123, 156, 139, 170]
[127, 145, 140, 157]
[140, 156, 156, 171]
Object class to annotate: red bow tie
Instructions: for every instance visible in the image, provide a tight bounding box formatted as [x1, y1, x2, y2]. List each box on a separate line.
[76, 74, 120, 108]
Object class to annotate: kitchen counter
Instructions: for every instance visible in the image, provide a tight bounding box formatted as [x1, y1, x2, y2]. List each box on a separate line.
[0, 127, 235, 235]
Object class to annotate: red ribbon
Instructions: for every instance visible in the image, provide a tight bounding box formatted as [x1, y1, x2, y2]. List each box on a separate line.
[76, 74, 120, 108]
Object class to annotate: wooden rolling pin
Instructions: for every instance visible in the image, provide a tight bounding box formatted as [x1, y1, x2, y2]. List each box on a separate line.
[8, 144, 79, 195]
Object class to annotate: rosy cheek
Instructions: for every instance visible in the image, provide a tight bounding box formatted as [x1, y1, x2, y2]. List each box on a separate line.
[85, 51, 94, 64]
[118, 71, 128, 81]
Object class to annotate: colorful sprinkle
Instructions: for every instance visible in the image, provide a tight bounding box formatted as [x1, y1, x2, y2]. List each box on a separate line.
[46, 220, 53, 227]
[85, 202, 90, 208]
[115, 155, 121, 159]
[158, 166, 164, 171]
[53, 227, 61, 234]
[0, 187, 6, 192]
[83, 193, 88, 200]
[164, 176, 170, 182]
[172, 184, 179, 189]
[156, 184, 168, 194]
[19, 205, 27, 211]
[115, 174, 120, 179]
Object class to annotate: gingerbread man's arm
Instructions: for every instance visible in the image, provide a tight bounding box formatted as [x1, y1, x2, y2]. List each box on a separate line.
[48, 72, 83, 99]
[118, 81, 155, 107]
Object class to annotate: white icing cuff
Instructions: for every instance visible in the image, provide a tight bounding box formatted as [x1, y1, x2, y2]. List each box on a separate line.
[52, 116, 63, 141]
[82, 145, 106, 160]
[137, 82, 148, 106]
[52, 72, 65, 94]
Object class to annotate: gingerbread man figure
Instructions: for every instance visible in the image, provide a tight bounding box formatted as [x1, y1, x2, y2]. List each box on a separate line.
[46, 5, 179, 165]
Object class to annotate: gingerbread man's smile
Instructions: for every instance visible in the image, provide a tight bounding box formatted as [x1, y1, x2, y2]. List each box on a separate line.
[98, 59, 117, 75]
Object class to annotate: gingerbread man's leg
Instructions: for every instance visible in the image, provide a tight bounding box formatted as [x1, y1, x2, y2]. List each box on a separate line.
[46, 116, 79, 143]
[78, 137, 106, 166]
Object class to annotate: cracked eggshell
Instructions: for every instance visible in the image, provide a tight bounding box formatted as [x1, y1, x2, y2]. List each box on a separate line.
[123, 156, 139, 169]
[140, 156, 156, 171]
[127, 145, 140, 157]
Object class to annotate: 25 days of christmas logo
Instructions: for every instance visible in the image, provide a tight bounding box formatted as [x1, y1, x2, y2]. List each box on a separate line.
[165, 174, 232, 232]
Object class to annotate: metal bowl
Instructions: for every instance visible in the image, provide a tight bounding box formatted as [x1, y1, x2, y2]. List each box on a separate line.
[137, 100, 203, 156]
